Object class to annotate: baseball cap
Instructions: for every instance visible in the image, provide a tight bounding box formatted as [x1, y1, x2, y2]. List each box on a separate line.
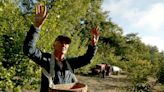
[55, 35, 71, 44]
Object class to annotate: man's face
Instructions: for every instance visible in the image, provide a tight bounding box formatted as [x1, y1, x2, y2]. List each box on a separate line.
[53, 40, 69, 55]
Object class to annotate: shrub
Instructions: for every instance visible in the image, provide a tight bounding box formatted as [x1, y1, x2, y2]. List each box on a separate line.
[156, 61, 164, 84]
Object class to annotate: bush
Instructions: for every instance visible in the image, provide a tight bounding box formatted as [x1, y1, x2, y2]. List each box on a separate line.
[156, 61, 164, 84]
[132, 83, 151, 92]
[127, 60, 153, 88]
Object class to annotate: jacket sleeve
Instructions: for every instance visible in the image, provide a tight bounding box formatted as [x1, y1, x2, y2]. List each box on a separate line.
[68, 45, 97, 69]
[23, 25, 49, 68]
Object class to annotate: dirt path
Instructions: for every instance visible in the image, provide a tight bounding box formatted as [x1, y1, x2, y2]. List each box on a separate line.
[8, 74, 164, 92]
[76, 74, 131, 92]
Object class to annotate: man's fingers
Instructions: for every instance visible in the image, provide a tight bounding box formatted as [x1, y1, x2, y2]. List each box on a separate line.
[35, 5, 38, 14]
[95, 26, 99, 31]
[43, 5, 47, 17]
[37, 4, 40, 13]
[43, 13, 49, 21]
[92, 27, 100, 36]
[96, 26, 100, 35]
[91, 26, 100, 46]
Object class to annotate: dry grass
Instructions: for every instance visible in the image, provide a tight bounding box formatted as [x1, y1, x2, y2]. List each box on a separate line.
[76, 74, 131, 92]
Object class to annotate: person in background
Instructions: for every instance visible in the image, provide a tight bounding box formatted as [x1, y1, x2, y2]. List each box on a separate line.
[23, 4, 100, 92]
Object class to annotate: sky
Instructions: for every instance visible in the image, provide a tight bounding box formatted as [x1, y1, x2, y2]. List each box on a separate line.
[102, 0, 164, 52]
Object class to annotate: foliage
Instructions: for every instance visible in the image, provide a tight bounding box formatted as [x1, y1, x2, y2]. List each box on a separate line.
[0, 0, 164, 91]
[0, 1, 40, 91]
[156, 58, 164, 84]
[132, 83, 152, 92]
[128, 60, 153, 84]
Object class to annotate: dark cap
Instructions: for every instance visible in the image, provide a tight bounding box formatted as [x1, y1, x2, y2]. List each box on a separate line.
[55, 35, 71, 44]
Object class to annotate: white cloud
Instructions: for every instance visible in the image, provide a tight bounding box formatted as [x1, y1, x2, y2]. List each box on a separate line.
[135, 3, 164, 32]
[110, 0, 131, 13]
[102, 0, 164, 51]
[103, 0, 164, 32]
[142, 36, 164, 52]
[102, 0, 134, 16]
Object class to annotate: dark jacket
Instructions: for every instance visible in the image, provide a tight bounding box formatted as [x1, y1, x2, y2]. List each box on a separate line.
[23, 25, 97, 92]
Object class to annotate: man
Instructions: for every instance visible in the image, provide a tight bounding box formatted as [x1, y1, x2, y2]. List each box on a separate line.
[23, 4, 100, 92]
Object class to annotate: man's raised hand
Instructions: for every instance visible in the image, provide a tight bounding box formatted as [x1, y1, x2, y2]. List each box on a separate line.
[91, 26, 100, 46]
[35, 4, 48, 29]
